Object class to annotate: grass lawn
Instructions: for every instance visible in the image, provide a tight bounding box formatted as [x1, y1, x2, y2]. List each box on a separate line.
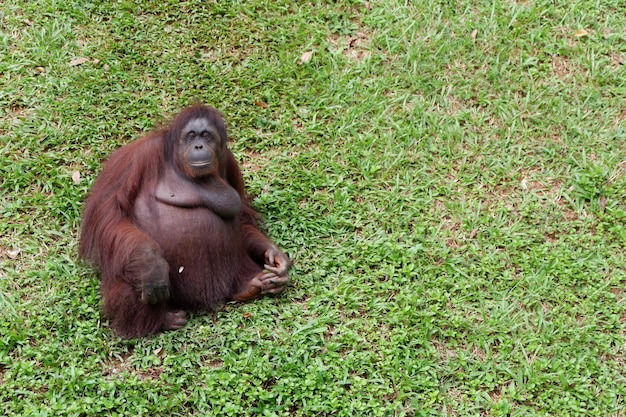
[1, 0, 625, 415]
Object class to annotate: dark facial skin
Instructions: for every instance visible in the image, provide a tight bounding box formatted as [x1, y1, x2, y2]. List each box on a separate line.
[177, 118, 222, 178]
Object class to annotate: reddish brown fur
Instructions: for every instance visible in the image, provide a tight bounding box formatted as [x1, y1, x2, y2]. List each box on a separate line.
[79, 105, 289, 338]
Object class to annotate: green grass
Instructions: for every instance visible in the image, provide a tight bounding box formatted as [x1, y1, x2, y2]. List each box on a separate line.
[1, 0, 625, 415]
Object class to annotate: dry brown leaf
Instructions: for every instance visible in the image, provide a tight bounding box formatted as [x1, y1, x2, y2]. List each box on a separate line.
[575, 29, 589, 38]
[72, 170, 81, 184]
[24, 19, 33, 26]
[349, 34, 365, 48]
[7, 249, 21, 259]
[599, 196, 607, 211]
[69, 57, 90, 67]
[299, 51, 313, 65]
[471, 29, 478, 43]
[35, 66, 46, 74]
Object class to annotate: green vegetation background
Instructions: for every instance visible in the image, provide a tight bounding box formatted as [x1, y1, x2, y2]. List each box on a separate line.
[1, 0, 625, 415]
